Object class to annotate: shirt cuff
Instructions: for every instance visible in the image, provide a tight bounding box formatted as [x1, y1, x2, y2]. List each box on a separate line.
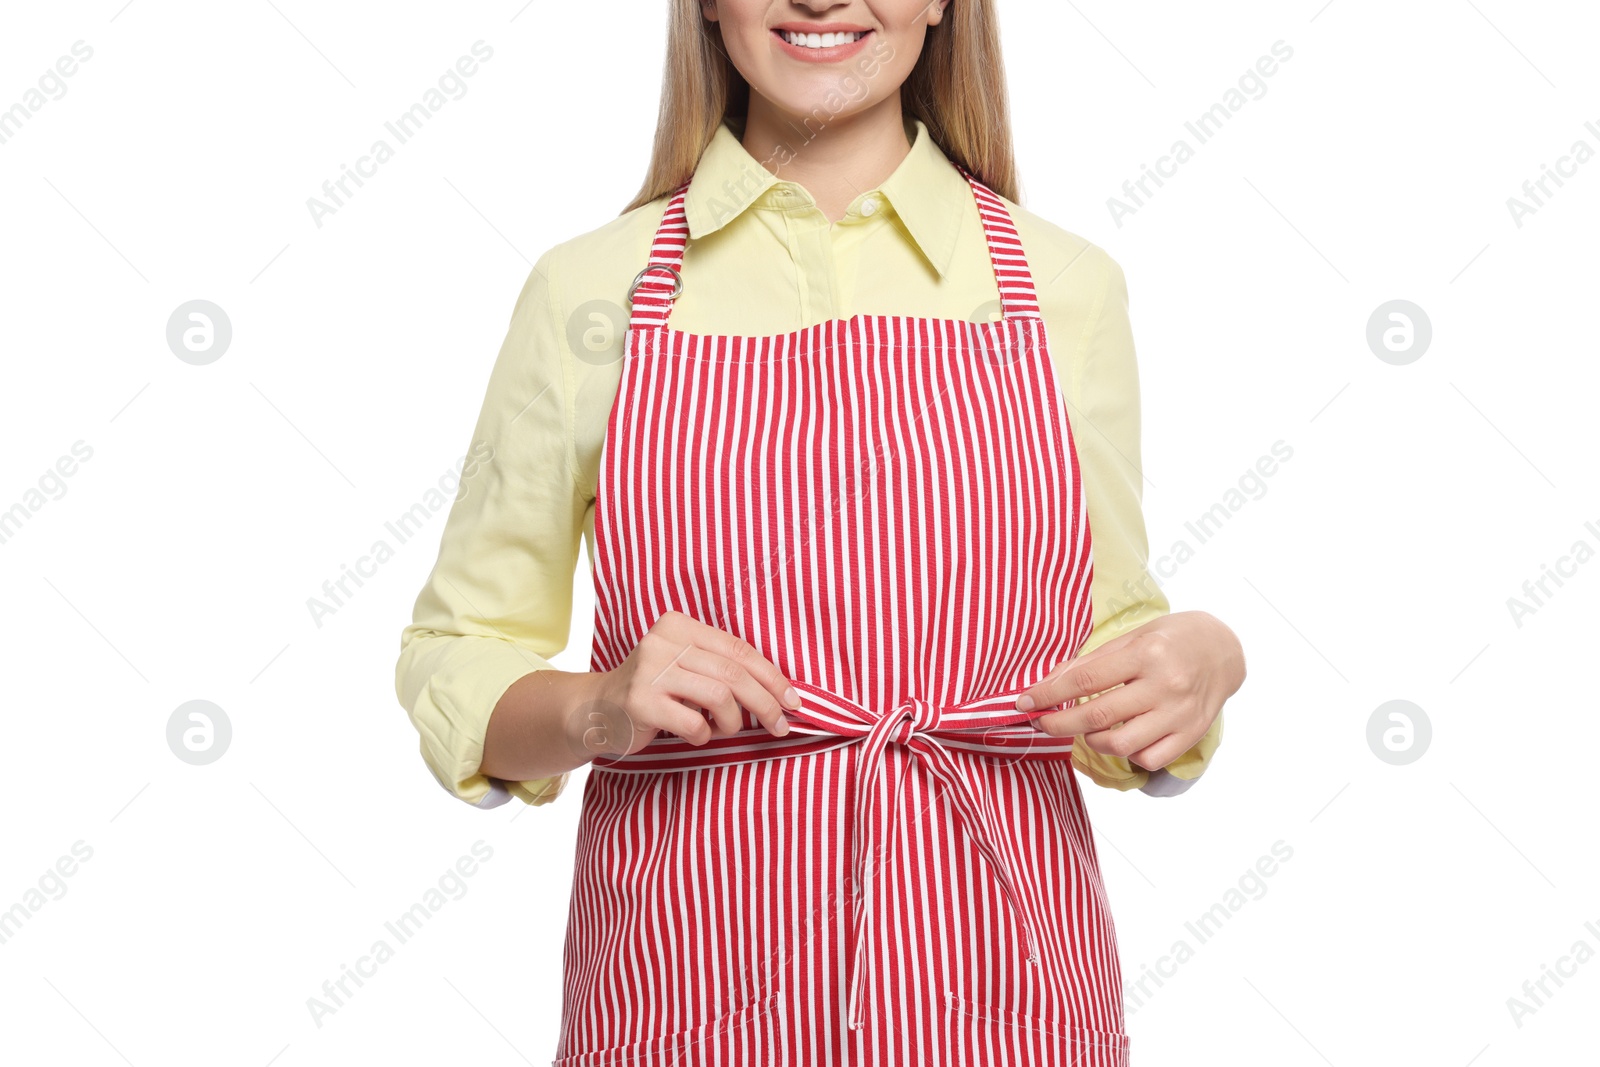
[397, 633, 572, 809]
[1072, 709, 1224, 795]
[1139, 767, 1198, 797]
[470, 773, 571, 809]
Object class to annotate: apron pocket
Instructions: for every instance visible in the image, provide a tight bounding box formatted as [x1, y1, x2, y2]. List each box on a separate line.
[945, 992, 1131, 1066]
[553, 989, 783, 1067]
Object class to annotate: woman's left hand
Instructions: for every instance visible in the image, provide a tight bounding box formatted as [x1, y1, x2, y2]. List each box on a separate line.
[1018, 611, 1245, 772]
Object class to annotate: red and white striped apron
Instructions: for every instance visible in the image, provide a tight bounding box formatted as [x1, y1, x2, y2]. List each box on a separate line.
[555, 169, 1129, 1066]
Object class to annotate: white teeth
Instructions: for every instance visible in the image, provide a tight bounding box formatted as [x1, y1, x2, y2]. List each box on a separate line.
[781, 30, 865, 48]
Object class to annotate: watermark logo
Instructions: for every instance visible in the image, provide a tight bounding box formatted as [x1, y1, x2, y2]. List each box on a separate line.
[1108, 40, 1295, 228]
[968, 298, 1030, 364]
[970, 299, 1003, 325]
[564, 696, 642, 761]
[1506, 119, 1600, 229]
[567, 298, 629, 367]
[1506, 519, 1599, 628]
[1125, 840, 1295, 1014]
[1366, 300, 1431, 365]
[1506, 918, 1600, 1028]
[0, 40, 94, 148]
[1366, 699, 1430, 765]
[305, 841, 494, 1028]
[306, 41, 494, 229]
[166, 300, 233, 365]
[0, 841, 94, 947]
[307, 440, 494, 628]
[1099, 440, 1294, 628]
[167, 700, 232, 765]
[0, 440, 94, 548]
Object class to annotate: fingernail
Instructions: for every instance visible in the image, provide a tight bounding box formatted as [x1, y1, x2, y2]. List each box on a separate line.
[774, 718, 791, 736]
[783, 686, 800, 708]
[1016, 693, 1035, 712]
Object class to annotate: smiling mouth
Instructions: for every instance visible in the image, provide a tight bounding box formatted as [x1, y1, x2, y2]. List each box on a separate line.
[774, 29, 871, 49]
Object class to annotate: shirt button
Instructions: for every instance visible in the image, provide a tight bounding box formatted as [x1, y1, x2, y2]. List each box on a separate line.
[860, 197, 879, 217]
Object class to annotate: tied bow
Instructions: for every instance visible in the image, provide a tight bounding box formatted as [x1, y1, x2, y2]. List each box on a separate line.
[589, 677, 1074, 1033]
[782, 683, 1064, 1032]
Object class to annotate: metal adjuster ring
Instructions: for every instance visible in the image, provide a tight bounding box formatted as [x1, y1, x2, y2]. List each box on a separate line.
[627, 263, 683, 305]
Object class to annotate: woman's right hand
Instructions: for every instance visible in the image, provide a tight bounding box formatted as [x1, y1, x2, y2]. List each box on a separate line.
[583, 610, 800, 757]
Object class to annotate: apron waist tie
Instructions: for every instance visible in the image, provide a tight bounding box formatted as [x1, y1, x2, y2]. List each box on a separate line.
[843, 696, 1044, 1031]
[589, 678, 1076, 1033]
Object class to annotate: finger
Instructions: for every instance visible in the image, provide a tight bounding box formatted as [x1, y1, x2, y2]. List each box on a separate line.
[676, 646, 791, 737]
[651, 613, 799, 717]
[1083, 707, 1177, 762]
[1020, 642, 1143, 711]
[689, 619, 800, 712]
[658, 664, 745, 737]
[1125, 731, 1194, 773]
[633, 692, 714, 749]
[1036, 682, 1152, 738]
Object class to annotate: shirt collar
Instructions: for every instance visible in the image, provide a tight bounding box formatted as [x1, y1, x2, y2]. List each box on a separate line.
[682, 115, 970, 279]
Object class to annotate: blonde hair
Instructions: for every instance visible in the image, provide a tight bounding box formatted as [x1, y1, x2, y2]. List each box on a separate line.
[622, 0, 1019, 214]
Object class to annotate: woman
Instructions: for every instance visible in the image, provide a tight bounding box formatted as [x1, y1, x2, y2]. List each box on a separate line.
[396, 2, 1243, 1063]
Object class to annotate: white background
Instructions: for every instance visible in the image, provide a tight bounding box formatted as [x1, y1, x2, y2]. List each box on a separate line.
[1, 1, 1596, 1064]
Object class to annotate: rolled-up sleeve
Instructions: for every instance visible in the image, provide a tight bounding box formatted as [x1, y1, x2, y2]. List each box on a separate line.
[395, 244, 585, 809]
[1061, 248, 1224, 794]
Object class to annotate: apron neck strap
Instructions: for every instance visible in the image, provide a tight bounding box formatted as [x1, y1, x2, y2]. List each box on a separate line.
[625, 167, 1043, 333]
[626, 180, 692, 332]
[957, 165, 1044, 321]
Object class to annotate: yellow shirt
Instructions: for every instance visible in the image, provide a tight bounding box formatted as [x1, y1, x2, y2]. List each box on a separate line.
[396, 115, 1223, 808]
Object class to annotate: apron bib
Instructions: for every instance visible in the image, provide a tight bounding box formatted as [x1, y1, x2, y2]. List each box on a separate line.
[555, 169, 1130, 1067]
